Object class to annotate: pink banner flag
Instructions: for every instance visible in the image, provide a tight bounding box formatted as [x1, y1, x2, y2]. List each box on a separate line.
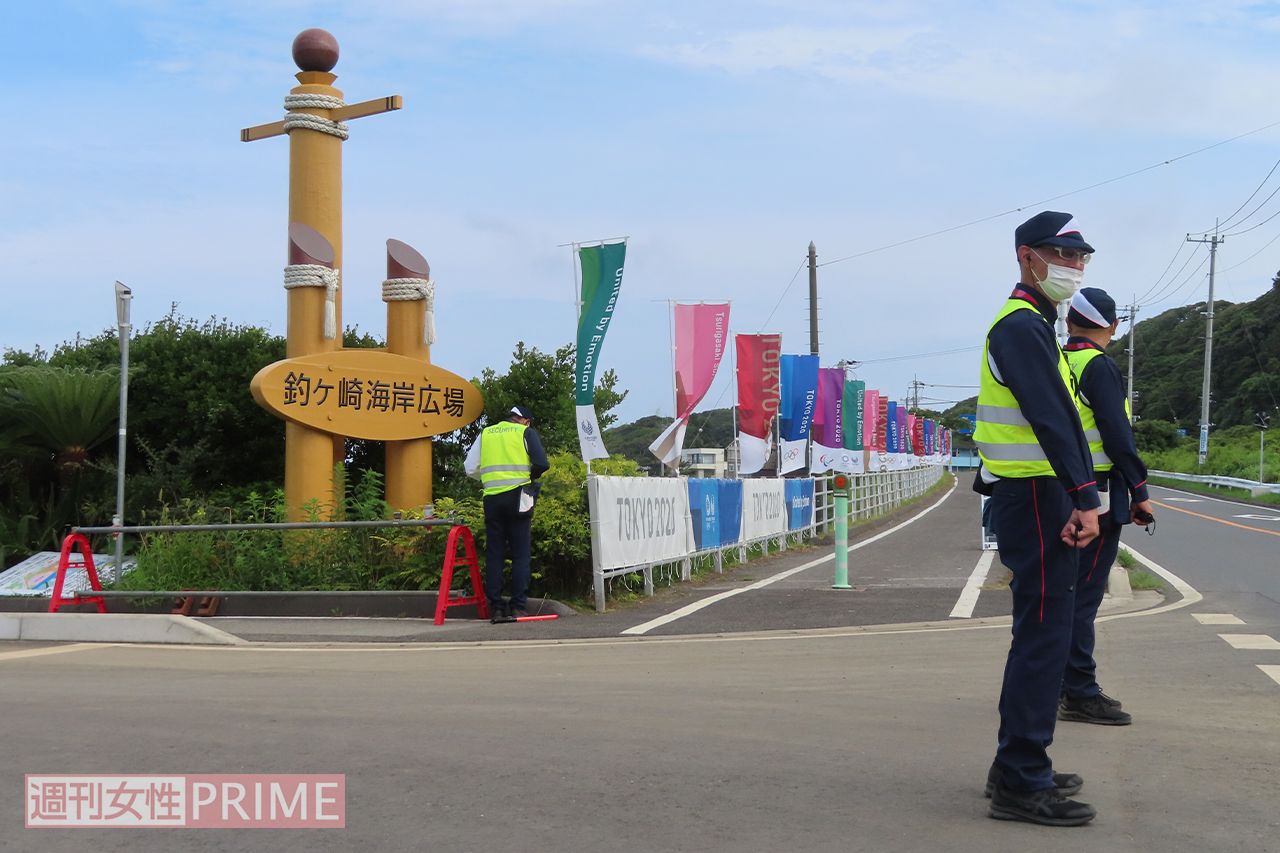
[863, 390, 880, 448]
[650, 303, 731, 466]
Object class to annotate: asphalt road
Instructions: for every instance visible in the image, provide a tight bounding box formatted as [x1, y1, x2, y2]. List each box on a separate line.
[3, 597, 1278, 852]
[1132, 484, 1280, 634]
[4, 479, 1278, 850]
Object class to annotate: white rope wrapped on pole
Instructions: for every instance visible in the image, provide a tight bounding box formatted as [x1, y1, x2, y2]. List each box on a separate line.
[284, 264, 341, 339]
[282, 94, 349, 140]
[382, 278, 436, 346]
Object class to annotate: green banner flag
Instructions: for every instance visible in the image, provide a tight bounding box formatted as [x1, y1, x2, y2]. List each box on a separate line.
[843, 379, 865, 451]
[575, 241, 626, 460]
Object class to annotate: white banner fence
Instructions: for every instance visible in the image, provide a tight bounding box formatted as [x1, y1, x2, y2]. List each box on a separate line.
[586, 463, 949, 612]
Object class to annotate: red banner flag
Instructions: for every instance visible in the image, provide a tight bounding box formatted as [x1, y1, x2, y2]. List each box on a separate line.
[735, 333, 782, 474]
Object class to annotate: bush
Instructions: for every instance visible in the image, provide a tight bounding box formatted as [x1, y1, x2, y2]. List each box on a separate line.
[1143, 424, 1278, 482]
[112, 453, 645, 598]
[118, 469, 451, 592]
[1133, 419, 1179, 453]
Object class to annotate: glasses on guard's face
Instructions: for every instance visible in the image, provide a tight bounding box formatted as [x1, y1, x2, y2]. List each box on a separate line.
[1039, 246, 1092, 265]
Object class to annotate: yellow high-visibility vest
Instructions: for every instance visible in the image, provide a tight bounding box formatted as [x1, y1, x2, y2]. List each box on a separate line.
[975, 296, 1079, 478]
[1065, 345, 1131, 472]
[477, 422, 531, 496]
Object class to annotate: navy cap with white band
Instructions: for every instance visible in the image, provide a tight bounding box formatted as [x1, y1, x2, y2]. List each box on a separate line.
[1067, 287, 1117, 329]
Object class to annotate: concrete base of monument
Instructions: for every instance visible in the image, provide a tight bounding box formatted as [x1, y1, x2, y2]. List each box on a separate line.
[0, 592, 577, 620]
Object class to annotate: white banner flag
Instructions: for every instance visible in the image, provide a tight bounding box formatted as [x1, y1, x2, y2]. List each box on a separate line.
[741, 479, 786, 541]
[778, 438, 808, 475]
[648, 419, 687, 467]
[589, 476, 694, 570]
[738, 432, 772, 476]
[810, 443, 865, 474]
[577, 404, 609, 461]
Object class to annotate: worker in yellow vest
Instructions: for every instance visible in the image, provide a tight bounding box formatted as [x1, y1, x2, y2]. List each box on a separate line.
[1061, 287, 1155, 726]
[464, 405, 549, 623]
[975, 211, 1102, 827]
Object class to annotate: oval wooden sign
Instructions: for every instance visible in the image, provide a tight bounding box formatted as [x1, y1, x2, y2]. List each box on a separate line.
[250, 350, 483, 440]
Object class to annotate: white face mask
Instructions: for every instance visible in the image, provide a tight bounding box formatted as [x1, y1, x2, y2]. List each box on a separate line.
[1031, 252, 1084, 302]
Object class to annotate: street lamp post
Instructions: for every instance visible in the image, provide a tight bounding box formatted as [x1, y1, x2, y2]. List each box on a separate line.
[113, 282, 132, 583]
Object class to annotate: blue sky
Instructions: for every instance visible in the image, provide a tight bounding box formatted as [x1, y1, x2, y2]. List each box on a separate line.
[4, 1, 1280, 428]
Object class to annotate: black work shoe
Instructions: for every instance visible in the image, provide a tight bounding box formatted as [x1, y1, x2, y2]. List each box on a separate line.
[1059, 694, 1132, 725]
[510, 605, 528, 620]
[489, 602, 515, 624]
[1096, 690, 1123, 709]
[984, 764, 1082, 798]
[988, 784, 1097, 826]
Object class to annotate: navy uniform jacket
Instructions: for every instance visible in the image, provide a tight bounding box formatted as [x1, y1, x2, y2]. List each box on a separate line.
[1064, 336, 1150, 525]
[976, 286, 1101, 512]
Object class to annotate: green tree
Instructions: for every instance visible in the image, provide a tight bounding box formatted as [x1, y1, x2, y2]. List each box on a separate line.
[1133, 418, 1179, 453]
[1, 367, 119, 475]
[0, 367, 120, 562]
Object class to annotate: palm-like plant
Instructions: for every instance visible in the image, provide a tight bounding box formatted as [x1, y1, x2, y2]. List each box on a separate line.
[0, 367, 119, 474]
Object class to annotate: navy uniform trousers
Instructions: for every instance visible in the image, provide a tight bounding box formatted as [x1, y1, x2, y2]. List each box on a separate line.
[990, 476, 1080, 792]
[483, 486, 533, 610]
[1063, 514, 1121, 700]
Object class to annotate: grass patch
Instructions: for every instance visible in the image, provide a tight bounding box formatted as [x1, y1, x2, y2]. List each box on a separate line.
[1116, 548, 1137, 569]
[1127, 570, 1164, 591]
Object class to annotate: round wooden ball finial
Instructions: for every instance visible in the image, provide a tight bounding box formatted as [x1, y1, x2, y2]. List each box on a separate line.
[292, 28, 339, 73]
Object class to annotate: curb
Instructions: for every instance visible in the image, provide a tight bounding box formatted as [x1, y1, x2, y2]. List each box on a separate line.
[0, 613, 247, 646]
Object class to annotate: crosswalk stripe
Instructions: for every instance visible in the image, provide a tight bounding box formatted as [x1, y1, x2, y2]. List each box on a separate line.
[1218, 634, 1280, 650]
[1193, 613, 1246, 625]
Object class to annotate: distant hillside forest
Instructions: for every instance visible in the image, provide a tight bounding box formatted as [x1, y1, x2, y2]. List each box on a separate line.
[1110, 284, 1279, 431]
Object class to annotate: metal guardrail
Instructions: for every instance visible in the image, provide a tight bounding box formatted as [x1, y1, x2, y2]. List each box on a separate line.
[1149, 470, 1280, 495]
[73, 518, 456, 535]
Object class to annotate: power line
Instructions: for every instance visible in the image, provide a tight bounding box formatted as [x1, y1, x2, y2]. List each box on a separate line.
[1222, 203, 1280, 237]
[816, 118, 1280, 269]
[1192, 155, 1280, 234]
[1133, 238, 1191, 305]
[1138, 249, 1208, 309]
[758, 259, 808, 331]
[1218, 227, 1280, 273]
[858, 345, 981, 364]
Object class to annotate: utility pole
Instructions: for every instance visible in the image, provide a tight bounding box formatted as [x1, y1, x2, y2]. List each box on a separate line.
[1125, 301, 1137, 416]
[1259, 412, 1272, 484]
[808, 241, 819, 356]
[1187, 227, 1224, 466]
[909, 376, 923, 413]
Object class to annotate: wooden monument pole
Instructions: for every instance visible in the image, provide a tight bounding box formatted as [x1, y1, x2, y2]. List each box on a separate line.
[242, 29, 402, 518]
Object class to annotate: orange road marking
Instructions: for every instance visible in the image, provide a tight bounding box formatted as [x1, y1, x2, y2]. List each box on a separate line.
[1151, 500, 1280, 538]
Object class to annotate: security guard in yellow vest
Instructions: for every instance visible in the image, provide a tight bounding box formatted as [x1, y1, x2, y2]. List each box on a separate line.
[1060, 287, 1155, 726]
[465, 405, 549, 622]
[975, 211, 1102, 827]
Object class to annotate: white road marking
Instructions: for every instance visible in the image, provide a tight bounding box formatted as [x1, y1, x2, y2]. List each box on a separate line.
[1193, 613, 1246, 625]
[0, 643, 102, 663]
[620, 477, 959, 636]
[949, 551, 996, 619]
[1233, 514, 1280, 522]
[1259, 665, 1280, 687]
[1219, 634, 1280, 650]
[1162, 497, 1204, 503]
